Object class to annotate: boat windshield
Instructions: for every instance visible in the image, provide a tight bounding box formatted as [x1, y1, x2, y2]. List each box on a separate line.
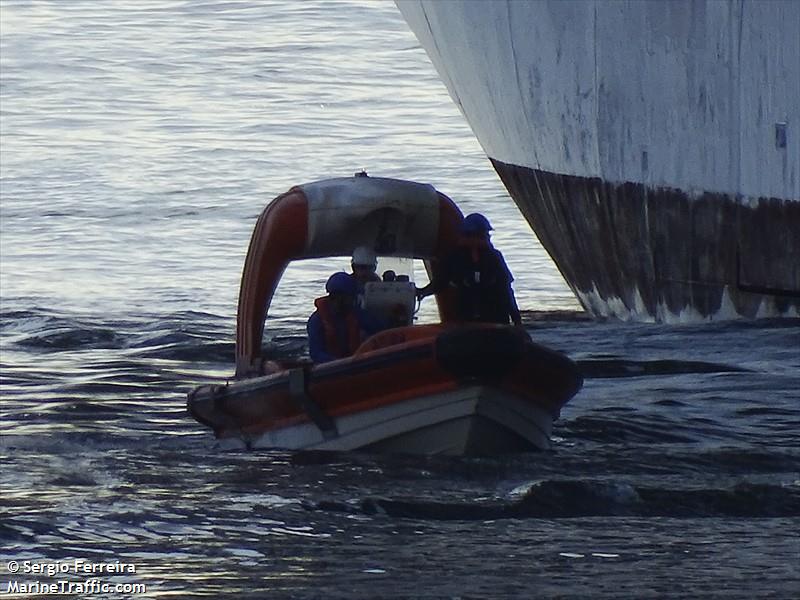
[376, 256, 415, 283]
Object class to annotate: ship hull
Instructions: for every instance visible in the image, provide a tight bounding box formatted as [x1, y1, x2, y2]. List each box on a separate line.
[494, 159, 800, 320]
[397, 0, 800, 320]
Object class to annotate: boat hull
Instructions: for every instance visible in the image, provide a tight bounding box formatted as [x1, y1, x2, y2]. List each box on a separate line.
[189, 324, 582, 455]
[397, 0, 800, 321]
[222, 386, 552, 455]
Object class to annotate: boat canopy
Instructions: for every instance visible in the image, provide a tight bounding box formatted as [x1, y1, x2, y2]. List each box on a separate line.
[303, 176, 444, 258]
[235, 174, 464, 375]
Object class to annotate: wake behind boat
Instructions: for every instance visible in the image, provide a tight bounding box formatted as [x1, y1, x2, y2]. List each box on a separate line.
[188, 174, 582, 455]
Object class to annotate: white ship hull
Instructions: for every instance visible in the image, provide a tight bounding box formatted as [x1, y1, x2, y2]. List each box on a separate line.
[397, 0, 800, 321]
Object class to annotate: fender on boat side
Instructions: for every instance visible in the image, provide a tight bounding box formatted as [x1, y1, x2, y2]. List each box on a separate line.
[434, 325, 526, 381]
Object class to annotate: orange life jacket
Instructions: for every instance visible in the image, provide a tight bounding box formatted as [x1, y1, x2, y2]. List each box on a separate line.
[314, 296, 362, 358]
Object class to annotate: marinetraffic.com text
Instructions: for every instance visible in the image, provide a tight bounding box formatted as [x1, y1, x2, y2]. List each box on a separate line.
[4, 559, 146, 596]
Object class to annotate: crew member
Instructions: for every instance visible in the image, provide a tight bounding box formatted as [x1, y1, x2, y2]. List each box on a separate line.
[416, 213, 524, 328]
[350, 245, 381, 292]
[307, 272, 382, 363]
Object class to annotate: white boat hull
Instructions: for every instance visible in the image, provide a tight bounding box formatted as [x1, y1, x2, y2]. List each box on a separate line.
[219, 385, 554, 455]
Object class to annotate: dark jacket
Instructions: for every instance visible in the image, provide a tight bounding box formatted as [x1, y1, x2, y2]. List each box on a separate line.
[431, 239, 521, 325]
[307, 296, 384, 363]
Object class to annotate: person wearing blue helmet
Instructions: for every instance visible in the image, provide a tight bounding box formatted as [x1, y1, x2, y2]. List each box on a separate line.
[307, 272, 383, 363]
[462, 212, 493, 234]
[417, 212, 524, 329]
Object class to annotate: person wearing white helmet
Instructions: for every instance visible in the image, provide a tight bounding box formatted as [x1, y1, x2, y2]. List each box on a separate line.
[416, 213, 524, 329]
[350, 246, 381, 285]
[350, 246, 381, 308]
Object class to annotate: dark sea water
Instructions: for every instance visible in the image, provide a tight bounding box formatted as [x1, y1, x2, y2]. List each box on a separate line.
[1, 1, 799, 598]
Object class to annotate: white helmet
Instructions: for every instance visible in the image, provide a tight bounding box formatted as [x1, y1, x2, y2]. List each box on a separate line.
[352, 246, 377, 267]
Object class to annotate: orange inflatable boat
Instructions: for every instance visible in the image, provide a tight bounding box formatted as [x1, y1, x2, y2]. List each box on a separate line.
[188, 174, 582, 454]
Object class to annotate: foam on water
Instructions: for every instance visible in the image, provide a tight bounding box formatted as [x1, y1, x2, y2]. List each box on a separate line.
[576, 283, 800, 323]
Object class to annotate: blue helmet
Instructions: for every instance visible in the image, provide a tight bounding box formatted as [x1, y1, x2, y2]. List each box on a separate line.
[462, 212, 493, 234]
[325, 272, 357, 296]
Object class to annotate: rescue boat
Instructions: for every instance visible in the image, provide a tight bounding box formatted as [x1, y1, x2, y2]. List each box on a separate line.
[188, 174, 583, 454]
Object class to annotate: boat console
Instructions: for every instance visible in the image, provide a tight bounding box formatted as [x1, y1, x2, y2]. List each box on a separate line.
[363, 281, 416, 327]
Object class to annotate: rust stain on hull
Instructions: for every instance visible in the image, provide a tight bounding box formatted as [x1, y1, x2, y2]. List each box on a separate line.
[492, 158, 800, 320]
